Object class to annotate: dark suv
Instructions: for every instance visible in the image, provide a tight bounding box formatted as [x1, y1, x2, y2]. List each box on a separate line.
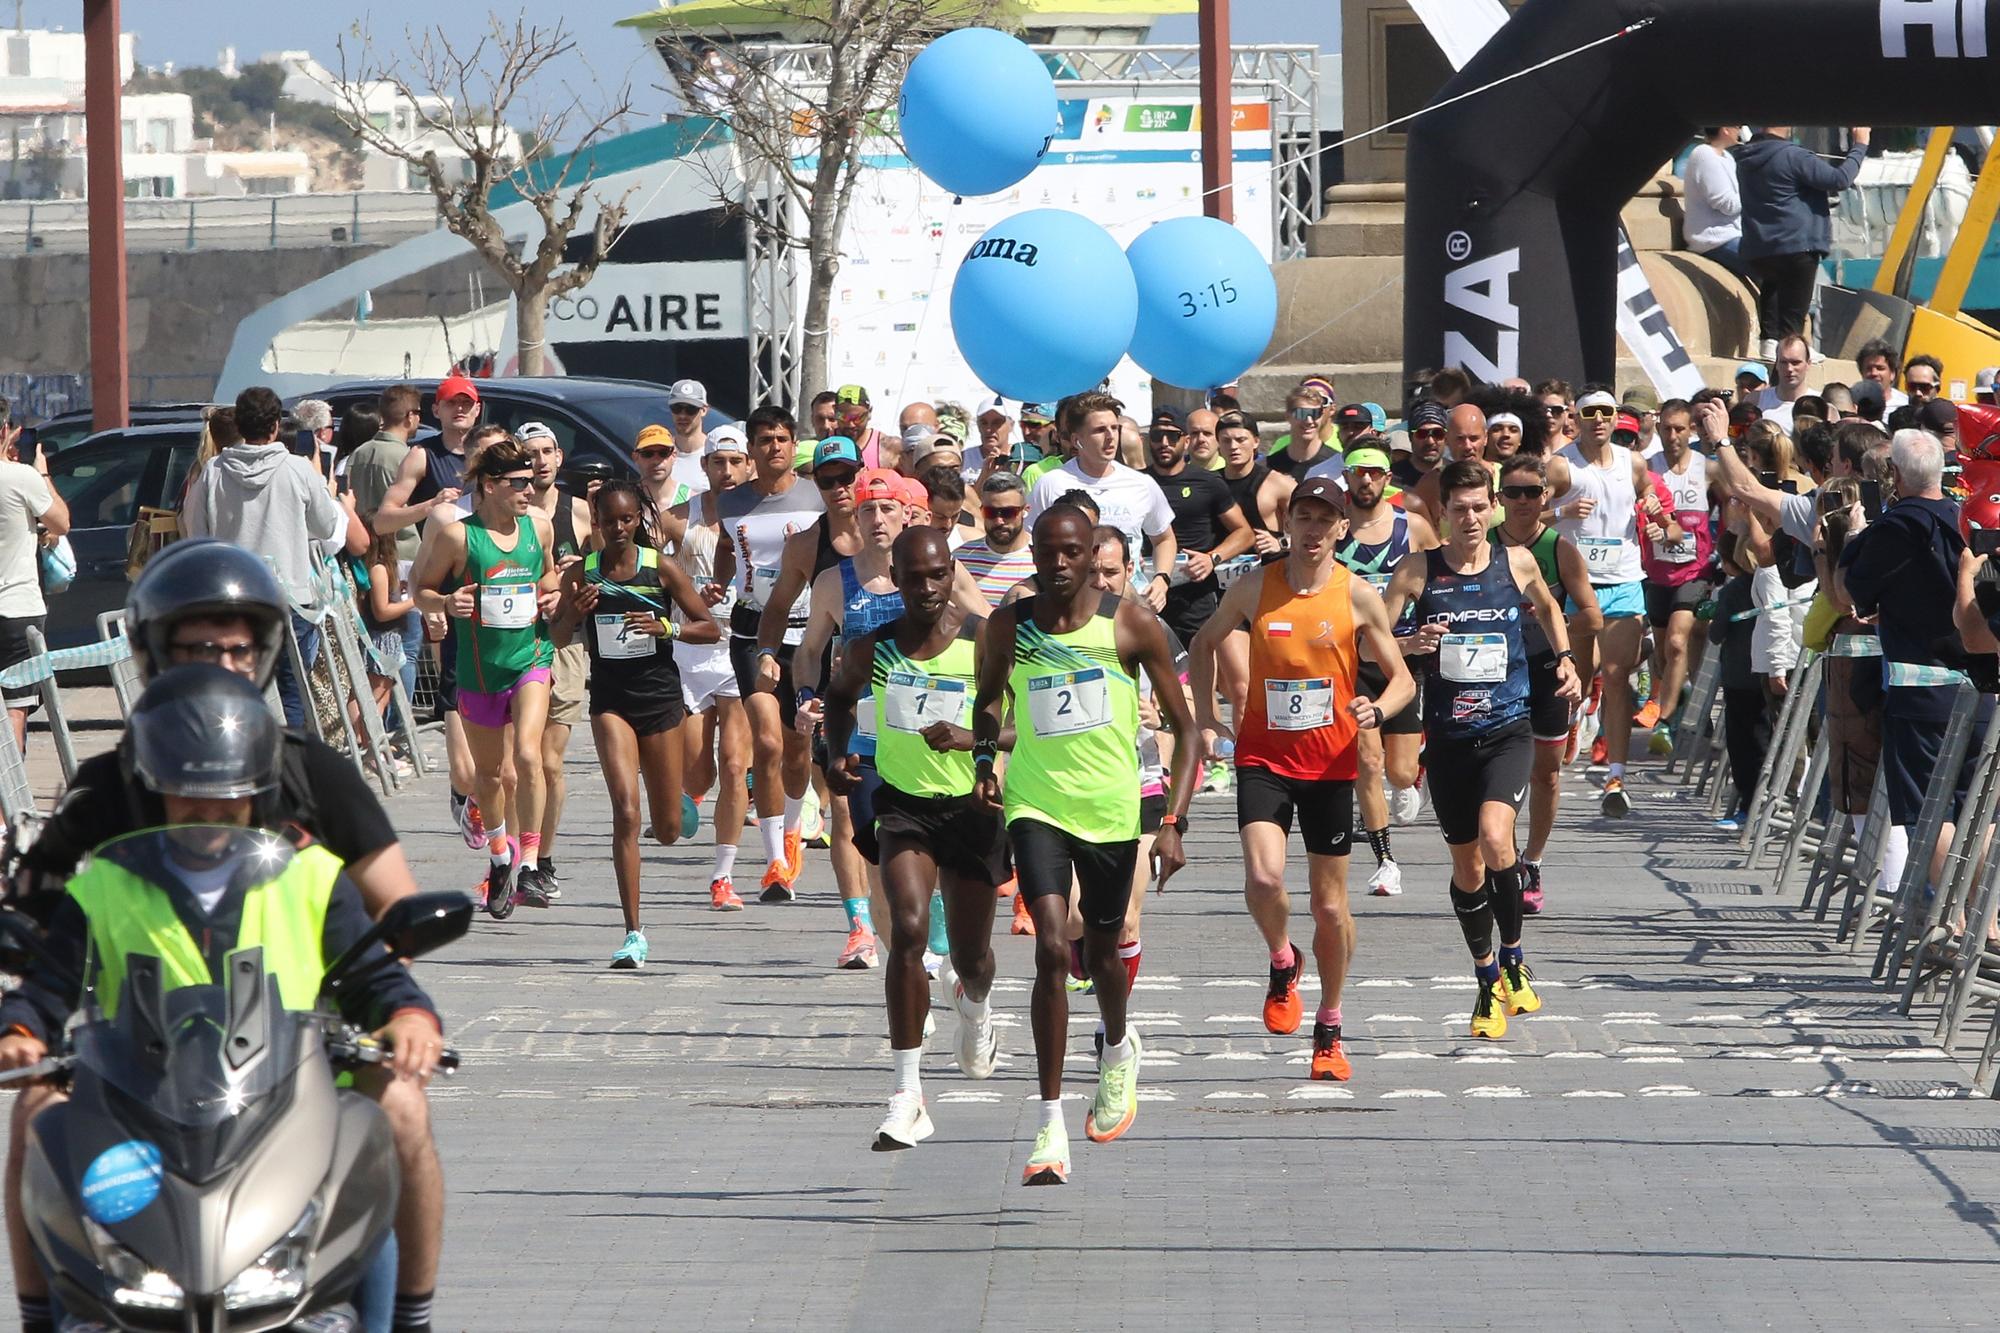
[43, 421, 205, 647]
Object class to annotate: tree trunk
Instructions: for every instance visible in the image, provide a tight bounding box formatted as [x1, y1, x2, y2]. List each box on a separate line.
[800, 245, 839, 406]
[516, 283, 548, 377]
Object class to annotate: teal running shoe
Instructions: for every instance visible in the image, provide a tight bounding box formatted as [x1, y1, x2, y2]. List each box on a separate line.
[609, 930, 649, 970]
[680, 793, 701, 839]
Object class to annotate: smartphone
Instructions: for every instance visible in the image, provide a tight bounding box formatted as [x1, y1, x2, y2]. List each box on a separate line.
[1757, 470, 1780, 490]
[1780, 479, 1799, 496]
[1972, 528, 2000, 557]
[1718, 389, 1735, 403]
[1858, 479, 1883, 519]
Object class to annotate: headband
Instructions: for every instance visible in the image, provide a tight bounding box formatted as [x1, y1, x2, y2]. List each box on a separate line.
[1488, 413, 1523, 431]
[1576, 390, 1618, 411]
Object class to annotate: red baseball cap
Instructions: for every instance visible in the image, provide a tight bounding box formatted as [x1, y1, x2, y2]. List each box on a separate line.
[855, 468, 901, 505]
[437, 374, 481, 405]
[900, 475, 931, 506]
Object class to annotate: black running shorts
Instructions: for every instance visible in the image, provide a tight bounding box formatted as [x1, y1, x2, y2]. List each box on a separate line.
[1359, 659, 1423, 736]
[870, 782, 1011, 886]
[1234, 765, 1354, 857]
[1644, 578, 1714, 629]
[729, 636, 799, 728]
[1424, 720, 1533, 846]
[1525, 650, 1574, 744]
[1011, 817, 1137, 932]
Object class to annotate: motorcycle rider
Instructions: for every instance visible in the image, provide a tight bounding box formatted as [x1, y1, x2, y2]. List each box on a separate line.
[0, 665, 447, 1333]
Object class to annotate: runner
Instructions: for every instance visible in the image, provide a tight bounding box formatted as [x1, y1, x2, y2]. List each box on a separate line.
[680, 424, 754, 909]
[1546, 386, 1679, 817]
[667, 378, 715, 503]
[825, 526, 1011, 1150]
[1191, 477, 1413, 1081]
[1382, 460, 1581, 1039]
[1145, 405, 1254, 651]
[1642, 399, 1715, 755]
[972, 505, 1198, 1185]
[1217, 409, 1294, 741]
[956, 472, 1038, 608]
[1330, 444, 1437, 894]
[709, 409, 825, 902]
[551, 480, 720, 967]
[833, 383, 897, 469]
[523, 421, 595, 902]
[411, 433, 561, 916]
[1391, 400, 1450, 527]
[1023, 391, 1180, 612]
[1492, 453, 1601, 913]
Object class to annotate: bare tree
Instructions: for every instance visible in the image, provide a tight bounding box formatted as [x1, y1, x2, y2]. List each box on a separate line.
[639, 0, 1006, 404]
[327, 16, 635, 376]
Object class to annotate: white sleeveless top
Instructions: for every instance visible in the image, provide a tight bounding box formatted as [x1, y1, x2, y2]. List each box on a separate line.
[1555, 441, 1642, 586]
[1650, 450, 1709, 516]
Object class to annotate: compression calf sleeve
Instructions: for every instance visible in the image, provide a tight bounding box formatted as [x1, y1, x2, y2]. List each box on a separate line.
[1450, 878, 1495, 961]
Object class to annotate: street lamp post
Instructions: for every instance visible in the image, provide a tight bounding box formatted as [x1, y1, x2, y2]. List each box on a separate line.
[84, 0, 130, 432]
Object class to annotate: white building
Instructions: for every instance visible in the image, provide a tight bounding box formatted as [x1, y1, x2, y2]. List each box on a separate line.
[266, 49, 519, 192]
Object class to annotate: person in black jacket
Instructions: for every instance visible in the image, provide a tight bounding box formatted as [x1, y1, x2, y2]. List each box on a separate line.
[1736, 126, 1870, 357]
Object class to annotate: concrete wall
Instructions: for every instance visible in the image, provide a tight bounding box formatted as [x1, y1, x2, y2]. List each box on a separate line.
[0, 244, 487, 399]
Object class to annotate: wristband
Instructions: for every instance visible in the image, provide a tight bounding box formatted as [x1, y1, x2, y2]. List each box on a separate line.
[974, 752, 997, 769]
[794, 686, 818, 707]
[756, 646, 778, 661]
[1555, 649, 1577, 663]
[973, 739, 1000, 765]
[663, 619, 680, 640]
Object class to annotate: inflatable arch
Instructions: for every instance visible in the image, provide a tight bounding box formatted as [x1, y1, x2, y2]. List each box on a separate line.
[1402, 0, 2000, 387]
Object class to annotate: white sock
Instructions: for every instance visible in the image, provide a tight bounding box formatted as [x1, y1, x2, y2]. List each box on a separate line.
[783, 794, 804, 833]
[892, 1046, 922, 1096]
[1039, 1098, 1064, 1130]
[521, 850, 538, 871]
[487, 825, 509, 866]
[1608, 761, 1625, 781]
[760, 817, 787, 866]
[712, 842, 738, 880]
[959, 987, 990, 1022]
[1880, 824, 1911, 898]
[1102, 1035, 1133, 1067]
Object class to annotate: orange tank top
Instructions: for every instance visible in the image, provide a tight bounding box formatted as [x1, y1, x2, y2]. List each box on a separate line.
[1236, 563, 1361, 782]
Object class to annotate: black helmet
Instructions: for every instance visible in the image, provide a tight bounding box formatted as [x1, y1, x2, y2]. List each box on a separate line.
[128, 664, 282, 800]
[126, 539, 288, 686]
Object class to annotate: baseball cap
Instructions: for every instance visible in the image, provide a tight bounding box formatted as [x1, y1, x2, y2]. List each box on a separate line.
[1621, 385, 1660, 413]
[1976, 367, 1998, 399]
[1006, 440, 1045, 466]
[436, 374, 480, 404]
[835, 384, 870, 408]
[1292, 476, 1344, 512]
[1852, 379, 1887, 417]
[1409, 400, 1450, 431]
[1150, 405, 1187, 434]
[1362, 402, 1389, 432]
[1333, 403, 1373, 434]
[793, 440, 817, 471]
[855, 468, 901, 504]
[976, 394, 1009, 420]
[1918, 398, 1959, 434]
[704, 423, 747, 456]
[634, 423, 673, 451]
[668, 378, 707, 408]
[813, 436, 863, 470]
[1613, 409, 1644, 439]
[1344, 446, 1392, 471]
[1735, 361, 1771, 384]
[1021, 402, 1054, 425]
[518, 420, 557, 444]
[900, 474, 931, 505]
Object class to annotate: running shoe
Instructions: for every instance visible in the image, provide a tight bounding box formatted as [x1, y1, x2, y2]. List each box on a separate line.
[1647, 721, 1675, 756]
[1086, 1027, 1142, 1143]
[1202, 761, 1233, 795]
[540, 857, 563, 902]
[1521, 860, 1545, 916]
[609, 930, 649, 970]
[759, 860, 795, 904]
[514, 866, 554, 909]
[1600, 777, 1631, 819]
[1634, 697, 1660, 730]
[922, 949, 942, 978]
[1470, 978, 1508, 1040]
[783, 829, 806, 884]
[1262, 944, 1304, 1035]
[1498, 958, 1542, 1015]
[680, 792, 702, 839]
[710, 875, 744, 911]
[1066, 975, 1096, 995]
[1589, 733, 1609, 769]
[1389, 784, 1424, 826]
[484, 853, 517, 921]
[800, 786, 826, 847]
[1310, 1021, 1352, 1081]
[837, 925, 879, 970]
[1067, 939, 1089, 982]
[1562, 721, 1581, 766]
[996, 875, 1018, 900]
[1022, 1121, 1070, 1186]
[1713, 812, 1744, 833]
[452, 793, 486, 851]
[954, 983, 999, 1079]
[1367, 859, 1404, 897]
[1010, 892, 1036, 936]
[872, 1091, 934, 1152]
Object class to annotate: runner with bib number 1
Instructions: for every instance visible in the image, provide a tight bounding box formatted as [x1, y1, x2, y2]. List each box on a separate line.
[1190, 476, 1414, 1083]
[1382, 461, 1581, 1041]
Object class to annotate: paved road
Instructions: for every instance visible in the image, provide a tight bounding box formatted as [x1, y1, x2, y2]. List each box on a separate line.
[13, 718, 2000, 1329]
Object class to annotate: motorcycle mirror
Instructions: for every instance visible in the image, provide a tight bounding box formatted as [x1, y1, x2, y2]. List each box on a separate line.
[321, 892, 474, 1001]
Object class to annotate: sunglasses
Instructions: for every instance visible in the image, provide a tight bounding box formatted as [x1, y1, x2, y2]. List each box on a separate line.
[1577, 405, 1616, 421]
[1149, 430, 1184, 444]
[1412, 427, 1445, 441]
[1909, 380, 1940, 394]
[494, 474, 534, 491]
[670, 403, 701, 414]
[169, 639, 261, 668]
[1348, 466, 1387, 480]
[982, 504, 1025, 521]
[1541, 404, 1569, 416]
[815, 468, 859, 491]
[1500, 484, 1546, 500]
[634, 447, 673, 460]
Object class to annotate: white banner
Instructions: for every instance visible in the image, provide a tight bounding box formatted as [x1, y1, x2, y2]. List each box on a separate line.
[545, 260, 747, 344]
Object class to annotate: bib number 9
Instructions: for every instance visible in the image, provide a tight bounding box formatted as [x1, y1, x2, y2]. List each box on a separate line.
[1027, 668, 1112, 738]
[479, 582, 536, 630]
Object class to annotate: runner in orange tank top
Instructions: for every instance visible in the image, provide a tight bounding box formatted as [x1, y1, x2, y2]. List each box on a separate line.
[1190, 477, 1414, 1083]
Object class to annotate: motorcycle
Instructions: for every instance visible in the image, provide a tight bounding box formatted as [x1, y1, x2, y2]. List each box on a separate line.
[0, 826, 469, 1332]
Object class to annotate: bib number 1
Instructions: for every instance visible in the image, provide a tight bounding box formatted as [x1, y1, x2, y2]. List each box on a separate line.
[883, 671, 969, 732]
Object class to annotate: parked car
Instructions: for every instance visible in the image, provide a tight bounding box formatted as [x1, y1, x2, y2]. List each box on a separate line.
[29, 402, 212, 456]
[42, 422, 203, 648]
[304, 377, 737, 478]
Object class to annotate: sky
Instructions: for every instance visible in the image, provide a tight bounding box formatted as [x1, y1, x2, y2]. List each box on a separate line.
[15, 1, 1337, 119]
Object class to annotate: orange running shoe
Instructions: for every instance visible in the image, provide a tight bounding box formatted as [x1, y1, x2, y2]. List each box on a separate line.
[1589, 733, 1609, 766]
[783, 830, 805, 884]
[759, 860, 795, 903]
[1310, 1021, 1352, 1081]
[710, 876, 744, 911]
[1010, 892, 1036, 936]
[996, 874, 1018, 900]
[1562, 721, 1581, 765]
[1634, 697, 1661, 730]
[1262, 944, 1304, 1035]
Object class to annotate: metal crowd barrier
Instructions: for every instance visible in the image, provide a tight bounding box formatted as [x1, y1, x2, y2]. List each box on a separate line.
[1881, 698, 2000, 991]
[1666, 649, 1721, 782]
[1740, 653, 1823, 868]
[285, 556, 432, 797]
[1854, 681, 1979, 961]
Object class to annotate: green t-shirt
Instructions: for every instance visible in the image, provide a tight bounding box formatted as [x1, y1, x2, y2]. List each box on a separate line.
[870, 617, 981, 798]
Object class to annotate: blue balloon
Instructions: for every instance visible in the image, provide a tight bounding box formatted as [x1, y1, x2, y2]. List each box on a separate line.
[950, 209, 1137, 402]
[1125, 217, 1280, 390]
[900, 29, 1058, 197]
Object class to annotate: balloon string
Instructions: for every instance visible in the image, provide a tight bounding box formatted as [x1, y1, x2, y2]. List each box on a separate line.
[1258, 270, 1405, 367]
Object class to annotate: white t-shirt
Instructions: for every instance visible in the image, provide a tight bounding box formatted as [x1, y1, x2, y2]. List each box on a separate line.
[1026, 458, 1174, 556]
[1754, 388, 1803, 435]
[670, 450, 710, 507]
[0, 461, 54, 618]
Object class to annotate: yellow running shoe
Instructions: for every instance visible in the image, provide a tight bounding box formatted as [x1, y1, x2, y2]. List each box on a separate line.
[1471, 978, 1508, 1040]
[1022, 1120, 1070, 1186]
[1499, 958, 1542, 1015]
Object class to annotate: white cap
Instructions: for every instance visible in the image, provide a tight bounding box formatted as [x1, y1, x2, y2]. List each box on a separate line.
[517, 420, 557, 443]
[669, 379, 707, 408]
[902, 423, 936, 448]
[976, 394, 1009, 420]
[1978, 367, 1999, 394]
[704, 422, 747, 456]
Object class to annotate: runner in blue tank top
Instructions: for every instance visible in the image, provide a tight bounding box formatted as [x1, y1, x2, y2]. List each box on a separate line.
[1382, 461, 1580, 1042]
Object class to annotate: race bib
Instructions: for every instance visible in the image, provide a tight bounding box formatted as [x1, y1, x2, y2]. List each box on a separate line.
[479, 582, 536, 629]
[746, 564, 780, 610]
[1027, 668, 1112, 738]
[857, 692, 879, 739]
[1656, 534, 1698, 565]
[1363, 572, 1392, 596]
[1216, 555, 1258, 589]
[883, 671, 970, 732]
[1579, 537, 1625, 578]
[1440, 633, 1507, 684]
[1264, 677, 1335, 731]
[593, 613, 657, 660]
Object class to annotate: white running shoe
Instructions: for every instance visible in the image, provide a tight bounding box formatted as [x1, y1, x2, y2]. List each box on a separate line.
[800, 784, 826, 846]
[1368, 859, 1404, 897]
[1389, 784, 1423, 826]
[872, 1091, 934, 1151]
[922, 949, 943, 979]
[955, 983, 999, 1079]
[923, 1008, 936, 1041]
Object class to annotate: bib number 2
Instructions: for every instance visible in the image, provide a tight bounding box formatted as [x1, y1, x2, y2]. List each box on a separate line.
[1027, 668, 1112, 738]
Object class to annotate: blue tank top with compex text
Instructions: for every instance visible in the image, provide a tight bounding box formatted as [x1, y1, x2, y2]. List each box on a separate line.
[840, 559, 904, 759]
[1412, 547, 1529, 740]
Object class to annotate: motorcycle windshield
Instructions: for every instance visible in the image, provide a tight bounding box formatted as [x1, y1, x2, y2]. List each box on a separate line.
[70, 828, 322, 1182]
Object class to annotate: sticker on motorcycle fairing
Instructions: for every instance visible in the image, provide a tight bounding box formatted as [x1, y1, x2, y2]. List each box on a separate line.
[80, 1141, 163, 1224]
